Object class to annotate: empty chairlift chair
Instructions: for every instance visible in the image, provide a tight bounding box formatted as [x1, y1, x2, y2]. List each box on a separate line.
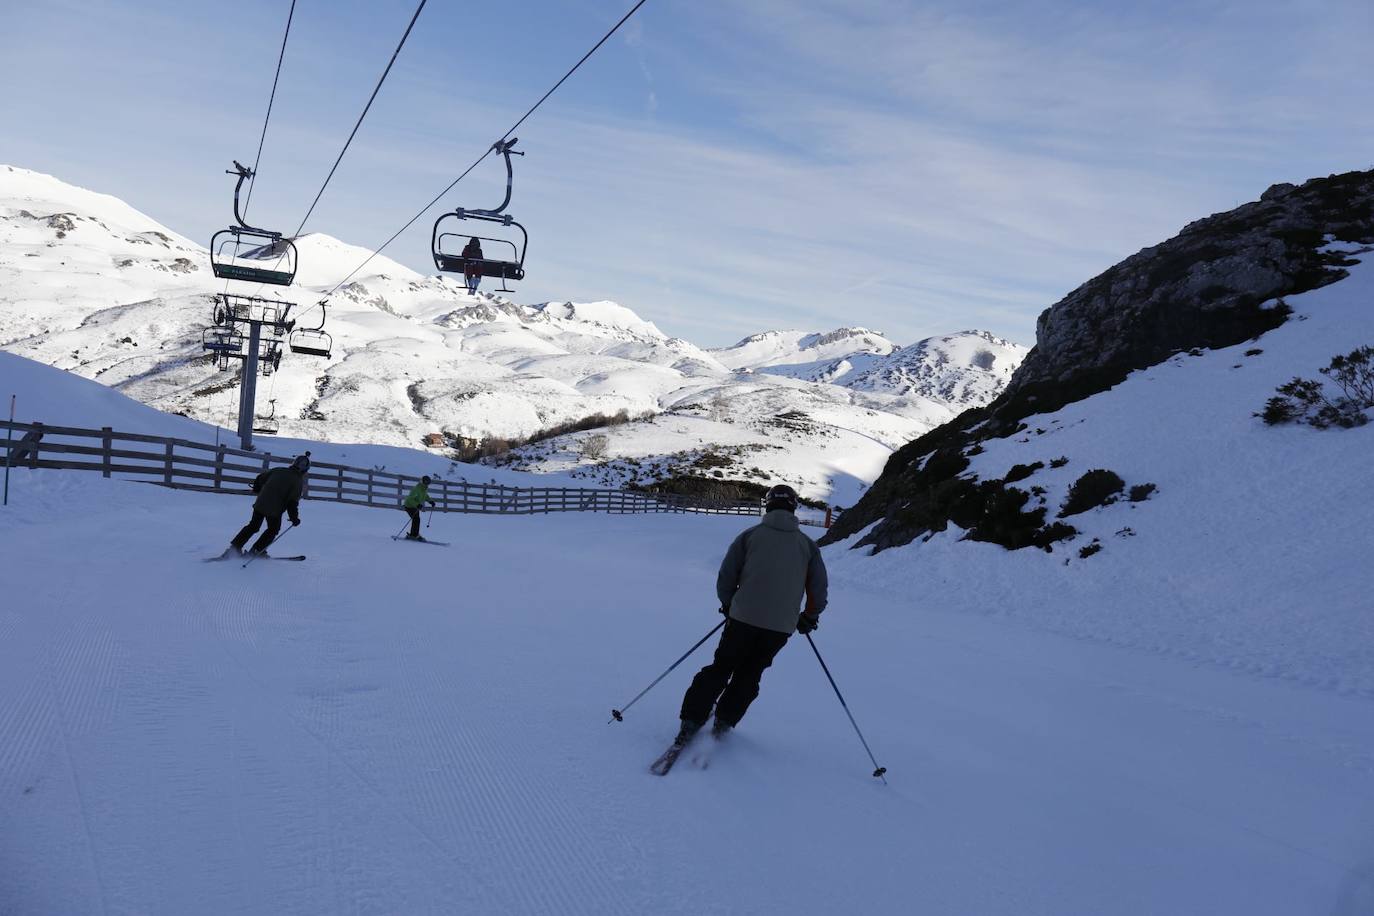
[253, 399, 280, 436]
[431, 139, 528, 293]
[202, 326, 244, 354]
[210, 161, 298, 286]
[289, 302, 333, 359]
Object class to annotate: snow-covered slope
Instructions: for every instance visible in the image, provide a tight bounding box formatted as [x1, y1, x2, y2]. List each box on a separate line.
[828, 239, 1374, 696]
[0, 165, 1026, 502]
[0, 348, 586, 490]
[2, 434, 1369, 914]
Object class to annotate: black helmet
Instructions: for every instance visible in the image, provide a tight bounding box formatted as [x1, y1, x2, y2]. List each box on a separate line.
[765, 484, 799, 513]
[290, 452, 311, 472]
[421, 475, 432, 485]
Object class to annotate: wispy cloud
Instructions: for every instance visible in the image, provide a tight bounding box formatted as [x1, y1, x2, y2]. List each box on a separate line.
[3, 0, 1371, 348]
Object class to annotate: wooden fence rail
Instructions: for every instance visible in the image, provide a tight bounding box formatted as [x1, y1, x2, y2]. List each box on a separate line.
[1, 420, 763, 519]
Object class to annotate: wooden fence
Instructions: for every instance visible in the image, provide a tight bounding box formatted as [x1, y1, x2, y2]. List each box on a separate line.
[0, 420, 763, 519]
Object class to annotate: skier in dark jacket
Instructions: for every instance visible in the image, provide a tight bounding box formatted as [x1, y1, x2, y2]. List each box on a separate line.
[461, 237, 483, 295]
[402, 475, 437, 540]
[675, 484, 828, 744]
[224, 453, 310, 557]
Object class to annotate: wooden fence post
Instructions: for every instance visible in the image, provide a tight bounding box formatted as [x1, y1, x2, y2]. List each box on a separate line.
[214, 446, 225, 490]
[101, 427, 112, 478]
[163, 441, 174, 486]
[367, 469, 374, 506]
[336, 466, 344, 501]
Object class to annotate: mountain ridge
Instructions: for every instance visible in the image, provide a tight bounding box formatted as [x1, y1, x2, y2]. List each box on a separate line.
[0, 164, 1026, 502]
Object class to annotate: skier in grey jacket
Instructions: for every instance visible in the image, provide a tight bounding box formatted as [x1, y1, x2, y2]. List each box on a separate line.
[677, 484, 828, 742]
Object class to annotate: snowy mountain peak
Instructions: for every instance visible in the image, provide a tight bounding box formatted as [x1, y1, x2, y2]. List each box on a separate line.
[712, 326, 898, 372]
[798, 326, 892, 351]
[532, 300, 666, 339]
[289, 233, 421, 288]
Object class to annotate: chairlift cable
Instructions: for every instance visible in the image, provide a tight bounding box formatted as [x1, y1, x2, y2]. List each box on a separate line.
[242, 0, 297, 221]
[314, 0, 651, 305]
[290, 0, 428, 240]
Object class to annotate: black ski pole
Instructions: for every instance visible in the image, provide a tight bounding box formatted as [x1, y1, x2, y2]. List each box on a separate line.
[610, 619, 725, 724]
[806, 634, 888, 783]
[426, 508, 433, 529]
[394, 518, 409, 539]
[242, 522, 294, 568]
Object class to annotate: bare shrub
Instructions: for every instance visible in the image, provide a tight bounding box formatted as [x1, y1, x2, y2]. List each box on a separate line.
[579, 434, 610, 461]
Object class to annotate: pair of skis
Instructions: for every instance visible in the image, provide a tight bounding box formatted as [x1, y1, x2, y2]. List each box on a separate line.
[203, 550, 306, 564]
[391, 535, 450, 547]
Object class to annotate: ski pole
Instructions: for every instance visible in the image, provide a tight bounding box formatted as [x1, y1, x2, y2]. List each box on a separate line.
[805, 634, 888, 783]
[610, 619, 725, 724]
[426, 508, 433, 529]
[242, 522, 295, 568]
[394, 517, 409, 539]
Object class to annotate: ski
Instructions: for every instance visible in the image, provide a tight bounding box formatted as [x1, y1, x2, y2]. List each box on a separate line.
[240, 554, 307, 567]
[649, 741, 690, 776]
[650, 729, 702, 776]
[391, 536, 450, 547]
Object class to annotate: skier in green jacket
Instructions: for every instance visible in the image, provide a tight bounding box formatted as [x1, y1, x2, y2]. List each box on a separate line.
[402, 475, 437, 540]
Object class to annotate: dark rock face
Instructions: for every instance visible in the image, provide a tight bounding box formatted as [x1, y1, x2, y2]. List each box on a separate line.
[824, 169, 1374, 553]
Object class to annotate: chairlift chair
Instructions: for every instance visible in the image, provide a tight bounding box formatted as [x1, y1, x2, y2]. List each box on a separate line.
[210, 161, 298, 286]
[431, 139, 528, 292]
[260, 340, 283, 377]
[202, 326, 244, 354]
[289, 301, 333, 358]
[214, 293, 292, 332]
[253, 400, 280, 435]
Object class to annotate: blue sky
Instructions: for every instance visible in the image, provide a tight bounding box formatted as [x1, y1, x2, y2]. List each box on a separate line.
[3, 0, 1372, 347]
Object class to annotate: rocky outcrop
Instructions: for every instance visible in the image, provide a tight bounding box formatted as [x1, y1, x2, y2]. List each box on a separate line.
[824, 169, 1374, 553]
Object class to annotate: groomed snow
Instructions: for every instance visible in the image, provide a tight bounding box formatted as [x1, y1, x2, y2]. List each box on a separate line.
[1, 469, 1371, 914]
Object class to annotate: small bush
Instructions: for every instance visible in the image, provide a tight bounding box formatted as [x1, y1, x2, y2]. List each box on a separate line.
[1128, 483, 1156, 502]
[1079, 541, 1102, 559]
[578, 434, 610, 460]
[1034, 521, 1077, 548]
[1244, 348, 1263, 357]
[1259, 346, 1374, 429]
[1004, 461, 1044, 483]
[1059, 469, 1125, 517]
[1049, 456, 1069, 469]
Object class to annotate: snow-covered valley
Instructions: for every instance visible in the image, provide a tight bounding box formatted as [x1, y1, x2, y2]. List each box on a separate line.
[0, 165, 1027, 505]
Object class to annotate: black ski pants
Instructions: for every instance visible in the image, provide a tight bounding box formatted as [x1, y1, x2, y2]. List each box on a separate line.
[680, 618, 791, 727]
[405, 506, 422, 537]
[232, 511, 282, 553]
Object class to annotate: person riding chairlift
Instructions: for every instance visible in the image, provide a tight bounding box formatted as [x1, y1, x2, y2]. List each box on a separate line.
[461, 237, 483, 295]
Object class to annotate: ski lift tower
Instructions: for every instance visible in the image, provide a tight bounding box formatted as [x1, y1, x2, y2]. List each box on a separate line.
[201, 293, 295, 451]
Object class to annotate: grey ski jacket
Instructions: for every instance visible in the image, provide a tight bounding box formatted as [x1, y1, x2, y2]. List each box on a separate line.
[717, 510, 829, 635]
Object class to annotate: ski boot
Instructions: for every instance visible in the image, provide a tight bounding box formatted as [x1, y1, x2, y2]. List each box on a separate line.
[675, 719, 703, 746]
